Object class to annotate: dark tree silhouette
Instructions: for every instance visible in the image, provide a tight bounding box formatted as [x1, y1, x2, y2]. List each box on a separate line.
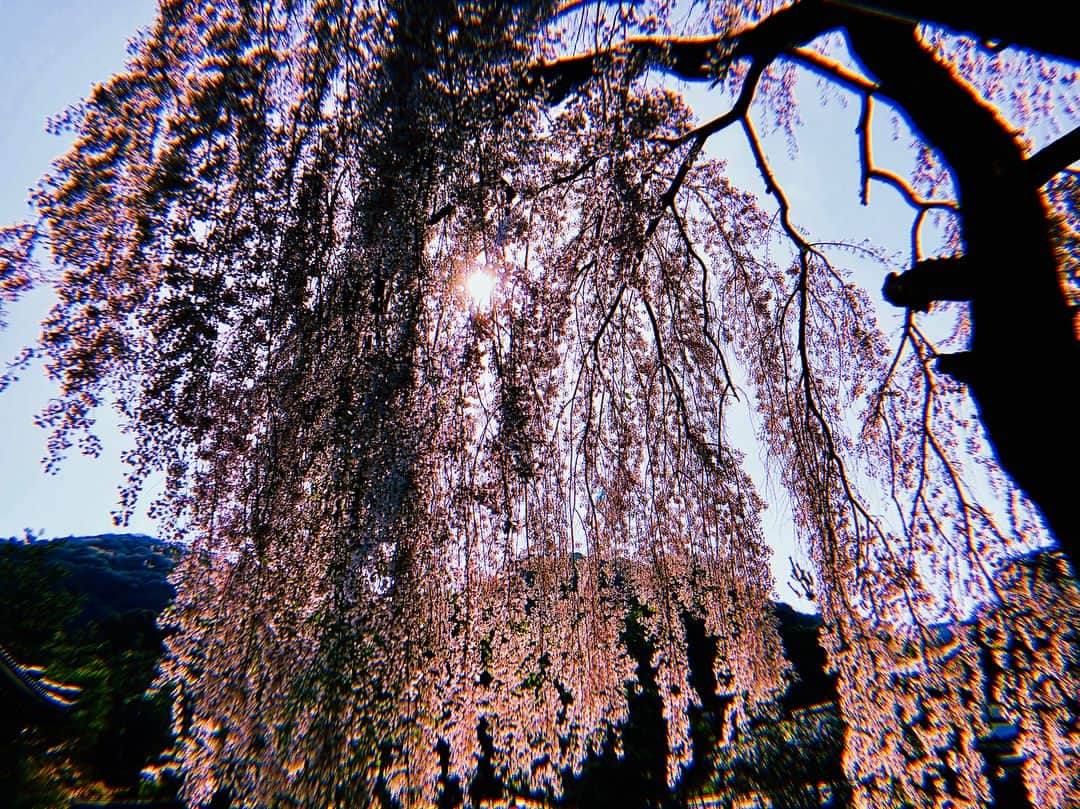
[1, 1, 1077, 807]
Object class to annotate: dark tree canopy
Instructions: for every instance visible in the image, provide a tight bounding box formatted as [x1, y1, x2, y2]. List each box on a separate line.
[1, 1, 1078, 807]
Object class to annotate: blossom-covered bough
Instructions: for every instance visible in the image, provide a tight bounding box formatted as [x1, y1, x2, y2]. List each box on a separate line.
[0, 1, 1077, 806]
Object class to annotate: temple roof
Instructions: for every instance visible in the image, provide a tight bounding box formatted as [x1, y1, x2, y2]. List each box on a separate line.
[0, 641, 80, 718]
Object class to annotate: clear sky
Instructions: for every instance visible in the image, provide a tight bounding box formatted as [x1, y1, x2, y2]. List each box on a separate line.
[0, 1, 938, 610]
[0, 0, 158, 539]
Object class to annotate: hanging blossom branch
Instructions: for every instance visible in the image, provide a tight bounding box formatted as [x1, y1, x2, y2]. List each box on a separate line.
[537, 5, 969, 629]
[564, 86, 749, 418]
[538, 27, 913, 600]
[733, 104, 931, 628]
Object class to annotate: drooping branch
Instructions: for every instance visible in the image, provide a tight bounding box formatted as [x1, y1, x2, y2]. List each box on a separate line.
[528, 0, 1080, 564]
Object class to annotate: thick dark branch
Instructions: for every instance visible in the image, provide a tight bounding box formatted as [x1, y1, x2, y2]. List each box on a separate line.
[529, 0, 1080, 563]
[532, 36, 716, 104]
[845, 15, 1075, 341]
[882, 257, 975, 311]
[533, 0, 1078, 109]
[1024, 124, 1080, 188]
[848, 23, 1022, 184]
[934, 350, 977, 383]
[659, 58, 765, 147]
[846, 13, 1080, 563]
[531, 0, 842, 103]
[791, 46, 878, 94]
[825, 0, 1080, 64]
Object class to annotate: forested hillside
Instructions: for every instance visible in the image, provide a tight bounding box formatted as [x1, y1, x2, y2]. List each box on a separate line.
[0, 534, 181, 807]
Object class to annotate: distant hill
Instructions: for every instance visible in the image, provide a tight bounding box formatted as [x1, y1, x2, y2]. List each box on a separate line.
[1, 533, 182, 625]
[0, 533, 184, 806]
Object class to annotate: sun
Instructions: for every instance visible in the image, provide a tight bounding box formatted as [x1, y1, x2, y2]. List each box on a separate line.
[464, 268, 497, 308]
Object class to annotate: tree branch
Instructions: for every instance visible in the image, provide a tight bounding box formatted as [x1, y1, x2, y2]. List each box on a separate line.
[530, 0, 843, 103]
[824, 0, 1080, 64]
[1024, 124, 1080, 188]
[533, 0, 1080, 111]
[845, 12, 1080, 564]
[657, 58, 765, 147]
[790, 46, 878, 94]
[882, 257, 975, 311]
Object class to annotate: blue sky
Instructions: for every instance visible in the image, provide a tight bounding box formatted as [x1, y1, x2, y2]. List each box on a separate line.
[0, 0, 158, 539]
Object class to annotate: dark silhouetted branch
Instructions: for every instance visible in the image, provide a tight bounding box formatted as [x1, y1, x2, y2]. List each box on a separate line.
[846, 13, 1080, 565]
[882, 257, 975, 311]
[824, 0, 1080, 64]
[1024, 124, 1080, 188]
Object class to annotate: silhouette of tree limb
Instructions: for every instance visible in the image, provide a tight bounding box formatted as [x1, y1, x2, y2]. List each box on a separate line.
[824, 0, 1080, 64]
[844, 12, 1080, 566]
[1024, 124, 1080, 188]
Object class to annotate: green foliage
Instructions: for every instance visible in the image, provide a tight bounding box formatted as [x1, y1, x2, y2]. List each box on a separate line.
[0, 534, 180, 804]
[708, 704, 849, 809]
[0, 536, 85, 659]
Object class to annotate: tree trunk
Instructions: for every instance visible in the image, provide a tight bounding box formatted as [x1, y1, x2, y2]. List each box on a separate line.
[846, 15, 1080, 569]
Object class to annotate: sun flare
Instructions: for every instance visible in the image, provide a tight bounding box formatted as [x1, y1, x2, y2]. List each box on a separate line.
[464, 268, 497, 308]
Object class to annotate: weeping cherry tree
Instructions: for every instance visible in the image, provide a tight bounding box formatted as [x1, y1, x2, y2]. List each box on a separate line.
[1, 0, 1078, 806]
